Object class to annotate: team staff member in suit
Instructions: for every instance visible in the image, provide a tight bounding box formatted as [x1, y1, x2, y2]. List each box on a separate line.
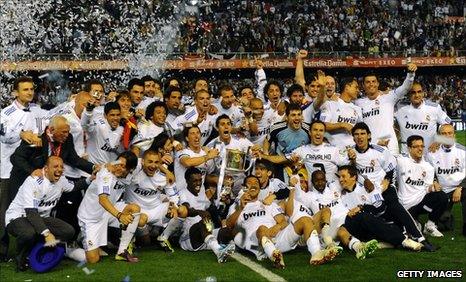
[8, 116, 97, 228]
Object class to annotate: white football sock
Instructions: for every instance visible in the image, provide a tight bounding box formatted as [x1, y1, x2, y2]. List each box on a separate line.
[65, 245, 86, 262]
[160, 218, 181, 240]
[306, 230, 321, 255]
[205, 234, 221, 256]
[349, 237, 362, 253]
[261, 237, 277, 260]
[321, 224, 334, 246]
[118, 213, 140, 254]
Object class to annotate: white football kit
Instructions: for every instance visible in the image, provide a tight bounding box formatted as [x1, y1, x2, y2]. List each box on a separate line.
[320, 98, 362, 149]
[78, 167, 132, 251]
[171, 106, 216, 145]
[174, 147, 214, 192]
[290, 143, 349, 184]
[125, 166, 172, 226]
[355, 72, 415, 154]
[247, 109, 281, 145]
[0, 100, 37, 178]
[426, 145, 465, 194]
[81, 111, 124, 165]
[131, 121, 164, 154]
[396, 155, 435, 210]
[395, 101, 451, 153]
[353, 144, 397, 186]
[5, 175, 75, 225]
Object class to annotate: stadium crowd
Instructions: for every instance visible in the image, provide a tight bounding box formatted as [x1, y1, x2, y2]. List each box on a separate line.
[1, 55, 465, 272]
[3, 0, 465, 57]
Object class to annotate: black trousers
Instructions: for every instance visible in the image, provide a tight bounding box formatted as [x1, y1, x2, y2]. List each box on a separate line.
[53, 177, 84, 240]
[344, 211, 405, 247]
[446, 189, 466, 225]
[7, 217, 75, 259]
[0, 179, 10, 256]
[408, 191, 449, 222]
[382, 186, 423, 239]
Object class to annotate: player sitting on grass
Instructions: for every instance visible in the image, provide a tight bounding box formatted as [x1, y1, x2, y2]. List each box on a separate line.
[176, 168, 236, 263]
[77, 151, 148, 263]
[291, 168, 378, 260]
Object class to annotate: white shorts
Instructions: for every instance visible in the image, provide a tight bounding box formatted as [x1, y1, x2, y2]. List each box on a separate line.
[143, 202, 170, 227]
[79, 202, 126, 251]
[328, 214, 346, 239]
[275, 224, 300, 253]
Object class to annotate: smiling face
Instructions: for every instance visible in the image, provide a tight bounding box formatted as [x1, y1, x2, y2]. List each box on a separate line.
[45, 156, 64, 183]
[311, 170, 326, 193]
[409, 84, 424, 107]
[244, 177, 260, 199]
[220, 89, 236, 109]
[307, 80, 319, 99]
[113, 157, 129, 178]
[363, 75, 380, 98]
[408, 139, 424, 160]
[129, 85, 144, 105]
[254, 166, 272, 186]
[144, 80, 161, 98]
[310, 122, 325, 145]
[338, 169, 356, 192]
[152, 106, 167, 126]
[240, 87, 254, 100]
[187, 173, 203, 196]
[325, 76, 336, 97]
[105, 109, 121, 130]
[250, 99, 264, 120]
[287, 109, 303, 130]
[345, 80, 359, 101]
[166, 91, 182, 110]
[142, 152, 161, 177]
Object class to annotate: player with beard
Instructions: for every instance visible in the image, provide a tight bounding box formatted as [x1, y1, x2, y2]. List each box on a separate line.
[164, 86, 184, 127]
[124, 150, 183, 249]
[172, 89, 216, 145]
[349, 123, 436, 249]
[177, 168, 236, 263]
[206, 115, 255, 196]
[355, 63, 417, 154]
[78, 151, 147, 263]
[213, 85, 244, 131]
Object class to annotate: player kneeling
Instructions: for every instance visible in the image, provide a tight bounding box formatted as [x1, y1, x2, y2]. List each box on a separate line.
[124, 150, 184, 251]
[77, 151, 148, 263]
[177, 168, 236, 263]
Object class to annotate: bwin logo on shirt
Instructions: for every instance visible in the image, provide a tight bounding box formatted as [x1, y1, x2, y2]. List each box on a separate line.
[243, 209, 266, 220]
[337, 116, 357, 124]
[362, 108, 380, 118]
[299, 205, 313, 216]
[405, 121, 428, 130]
[39, 199, 59, 207]
[405, 177, 425, 186]
[437, 166, 460, 175]
[134, 187, 158, 197]
[358, 166, 374, 174]
[101, 143, 119, 153]
[319, 201, 339, 210]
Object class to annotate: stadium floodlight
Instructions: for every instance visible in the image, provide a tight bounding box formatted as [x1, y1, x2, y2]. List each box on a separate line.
[186, 0, 199, 5]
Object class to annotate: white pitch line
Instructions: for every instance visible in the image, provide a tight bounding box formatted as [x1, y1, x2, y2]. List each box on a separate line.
[231, 253, 287, 282]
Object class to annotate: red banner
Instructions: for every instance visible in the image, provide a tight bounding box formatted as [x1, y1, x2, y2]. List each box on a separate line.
[1, 56, 464, 71]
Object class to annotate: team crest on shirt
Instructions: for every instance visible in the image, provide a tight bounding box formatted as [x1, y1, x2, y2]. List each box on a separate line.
[361, 195, 367, 202]
[88, 240, 93, 247]
[375, 100, 380, 105]
[422, 171, 426, 177]
[425, 115, 430, 121]
[334, 192, 339, 198]
[370, 160, 376, 167]
[455, 158, 460, 165]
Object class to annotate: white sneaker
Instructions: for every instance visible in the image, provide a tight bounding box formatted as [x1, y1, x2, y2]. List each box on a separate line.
[423, 222, 444, 237]
[216, 243, 235, 263]
[402, 238, 423, 251]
